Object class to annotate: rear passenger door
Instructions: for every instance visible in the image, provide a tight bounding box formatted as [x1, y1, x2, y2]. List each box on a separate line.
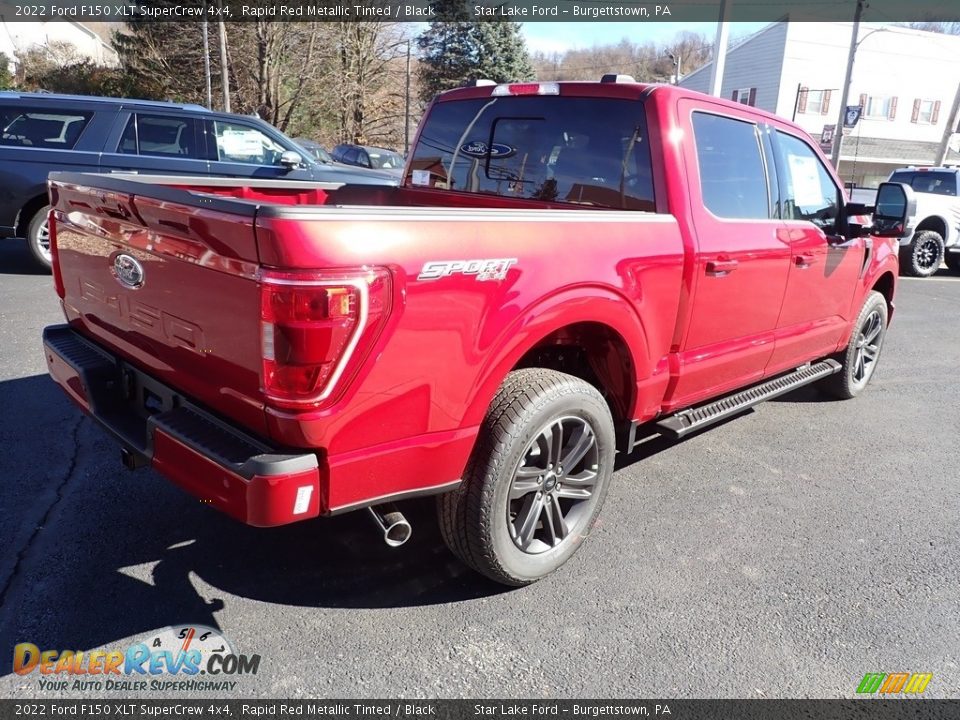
[101, 113, 210, 176]
[669, 102, 792, 409]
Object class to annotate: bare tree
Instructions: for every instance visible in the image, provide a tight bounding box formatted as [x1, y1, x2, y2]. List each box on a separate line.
[532, 33, 711, 84]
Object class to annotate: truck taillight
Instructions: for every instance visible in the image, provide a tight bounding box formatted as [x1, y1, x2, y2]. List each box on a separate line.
[259, 268, 392, 408]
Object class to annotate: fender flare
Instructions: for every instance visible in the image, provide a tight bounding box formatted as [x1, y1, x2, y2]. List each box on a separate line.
[461, 285, 653, 427]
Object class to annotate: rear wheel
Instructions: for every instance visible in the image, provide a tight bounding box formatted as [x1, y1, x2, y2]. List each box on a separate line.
[437, 369, 615, 586]
[25, 205, 53, 271]
[820, 291, 888, 400]
[899, 230, 944, 278]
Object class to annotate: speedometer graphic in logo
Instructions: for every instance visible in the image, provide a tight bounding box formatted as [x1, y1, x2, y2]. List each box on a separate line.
[148, 624, 234, 671]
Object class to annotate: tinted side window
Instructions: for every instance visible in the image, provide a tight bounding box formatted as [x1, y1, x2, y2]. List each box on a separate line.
[367, 149, 402, 169]
[344, 148, 360, 164]
[407, 97, 656, 211]
[117, 114, 203, 159]
[775, 132, 840, 230]
[0, 106, 92, 149]
[692, 112, 770, 220]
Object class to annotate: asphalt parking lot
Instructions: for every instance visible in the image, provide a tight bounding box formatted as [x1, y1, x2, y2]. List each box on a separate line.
[0, 240, 957, 699]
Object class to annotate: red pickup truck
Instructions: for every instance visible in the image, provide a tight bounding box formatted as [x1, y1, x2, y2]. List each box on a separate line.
[43, 79, 913, 586]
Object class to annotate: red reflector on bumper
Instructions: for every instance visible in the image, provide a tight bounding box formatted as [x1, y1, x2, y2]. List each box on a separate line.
[152, 431, 321, 527]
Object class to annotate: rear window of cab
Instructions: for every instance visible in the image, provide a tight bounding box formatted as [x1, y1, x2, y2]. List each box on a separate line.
[889, 170, 957, 196]
[407, 96, 655, 211]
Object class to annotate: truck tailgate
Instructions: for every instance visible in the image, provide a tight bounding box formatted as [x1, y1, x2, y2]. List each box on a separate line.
[50, 177, 268, 435]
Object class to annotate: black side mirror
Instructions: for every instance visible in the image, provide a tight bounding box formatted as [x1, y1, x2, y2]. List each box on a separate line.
[870, 182, 916, 238]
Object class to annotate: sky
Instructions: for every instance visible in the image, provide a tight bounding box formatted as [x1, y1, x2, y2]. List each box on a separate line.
[520, 21, 771, 55]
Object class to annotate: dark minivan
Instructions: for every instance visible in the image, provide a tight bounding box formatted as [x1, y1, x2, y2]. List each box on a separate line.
[0, 92, 398, 269]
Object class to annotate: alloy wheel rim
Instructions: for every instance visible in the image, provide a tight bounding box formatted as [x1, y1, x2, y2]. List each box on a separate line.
[915, 237, 940, 270]
[507, 416, 600, 555]
[852, 309, 883, 386]
[36, 219, 51, 262]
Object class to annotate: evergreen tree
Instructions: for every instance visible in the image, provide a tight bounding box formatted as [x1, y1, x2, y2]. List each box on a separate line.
[0, 53, 13, 89]
[417, 1, 535, 103]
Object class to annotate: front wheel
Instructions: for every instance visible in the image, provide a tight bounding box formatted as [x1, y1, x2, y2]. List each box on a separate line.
[820, 291, 889, 400]
[437, 368, 615, 586]
[25, 205, 53, 271]
[899, 230, 944, 278]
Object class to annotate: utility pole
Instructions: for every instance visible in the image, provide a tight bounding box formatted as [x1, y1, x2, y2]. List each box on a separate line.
[935, 81, 960, 166]
[831, 0, 865, 169]
[216, 0, 230, 113]
[201, 9, 212, 110]
[708, 0, 731, 96]
[404, 39, 411, 152]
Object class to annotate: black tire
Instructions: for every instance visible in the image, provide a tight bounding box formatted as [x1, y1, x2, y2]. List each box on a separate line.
[899, 230, 944, 278]
[820, 291, 888, 400]
[25, 204, 53, 272]
[437, 368, 615, 586]
[945, 251, 960, 274]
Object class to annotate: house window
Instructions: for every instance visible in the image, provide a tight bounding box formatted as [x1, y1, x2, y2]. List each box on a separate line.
[912, 99, 940, 124]
[731, 88, 757, 106]
[806, 90, 824, 114]
[864, 96, 892, 119]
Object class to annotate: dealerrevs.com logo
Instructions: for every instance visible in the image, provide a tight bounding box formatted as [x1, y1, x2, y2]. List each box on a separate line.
[13, 625, 260, 692]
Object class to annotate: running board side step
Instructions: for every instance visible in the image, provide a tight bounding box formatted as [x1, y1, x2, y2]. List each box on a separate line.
[654, 359, 842, 439]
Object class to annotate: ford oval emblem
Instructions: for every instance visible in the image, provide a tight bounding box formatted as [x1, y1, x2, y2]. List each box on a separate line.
[459, 141, 516, 159]
[112, 253, 145, 289]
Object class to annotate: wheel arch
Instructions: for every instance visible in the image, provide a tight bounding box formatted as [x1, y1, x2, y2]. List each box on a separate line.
[16, 192, 51, 238]
[870, 270, 896, 321]
[461, 288, 654, 435]
[914, 215, 948, 241]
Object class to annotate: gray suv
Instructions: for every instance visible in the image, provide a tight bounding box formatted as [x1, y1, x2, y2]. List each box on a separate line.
[0, 92, 398, 269]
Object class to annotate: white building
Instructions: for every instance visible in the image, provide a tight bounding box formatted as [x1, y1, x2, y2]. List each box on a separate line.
[0, 21, 119, 69]
[680, 21, 960, 188]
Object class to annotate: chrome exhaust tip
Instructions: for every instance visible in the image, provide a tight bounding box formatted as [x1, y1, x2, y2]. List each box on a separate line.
[366, 504, 412, 547]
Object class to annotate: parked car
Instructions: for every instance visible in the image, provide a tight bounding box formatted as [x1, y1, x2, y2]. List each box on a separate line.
[293, 138, 334, 164]
[886, 166, 960, 276]
[42, 79, 910, 586]
[331, 143, 405, 176]
[0, 91, 398, 269]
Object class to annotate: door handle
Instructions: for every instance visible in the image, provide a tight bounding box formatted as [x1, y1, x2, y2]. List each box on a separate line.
[706, 259, 739, 276]
[794, 254, 817, 268]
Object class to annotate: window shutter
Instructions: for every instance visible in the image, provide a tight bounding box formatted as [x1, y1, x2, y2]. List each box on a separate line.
[859, 93, 867, 110]
[888, 96, 898, 120]
[748, 88, 757, 106]
[731, 89, 740, 102]
[911, 99, 921, 123]
[932, 100, 941, 124]
[821, 89, 831, 115]
[798, 86, 808, 113]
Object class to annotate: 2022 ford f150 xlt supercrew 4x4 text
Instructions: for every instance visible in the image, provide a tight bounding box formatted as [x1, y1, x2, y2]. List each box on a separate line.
[42, 80, 913, 585]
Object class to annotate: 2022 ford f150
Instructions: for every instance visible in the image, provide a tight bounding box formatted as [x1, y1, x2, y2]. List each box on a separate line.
[42, 80, 913, 585]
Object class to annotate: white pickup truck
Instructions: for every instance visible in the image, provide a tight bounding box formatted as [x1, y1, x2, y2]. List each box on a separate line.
[887, 167, 960, 277]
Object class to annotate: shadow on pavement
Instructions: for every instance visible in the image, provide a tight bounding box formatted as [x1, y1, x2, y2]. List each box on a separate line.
[0, 373, 506, 674]
[0, 241, 48, 276]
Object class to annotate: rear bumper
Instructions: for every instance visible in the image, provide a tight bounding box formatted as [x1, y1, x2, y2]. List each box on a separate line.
[42, 324, 322, 527]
